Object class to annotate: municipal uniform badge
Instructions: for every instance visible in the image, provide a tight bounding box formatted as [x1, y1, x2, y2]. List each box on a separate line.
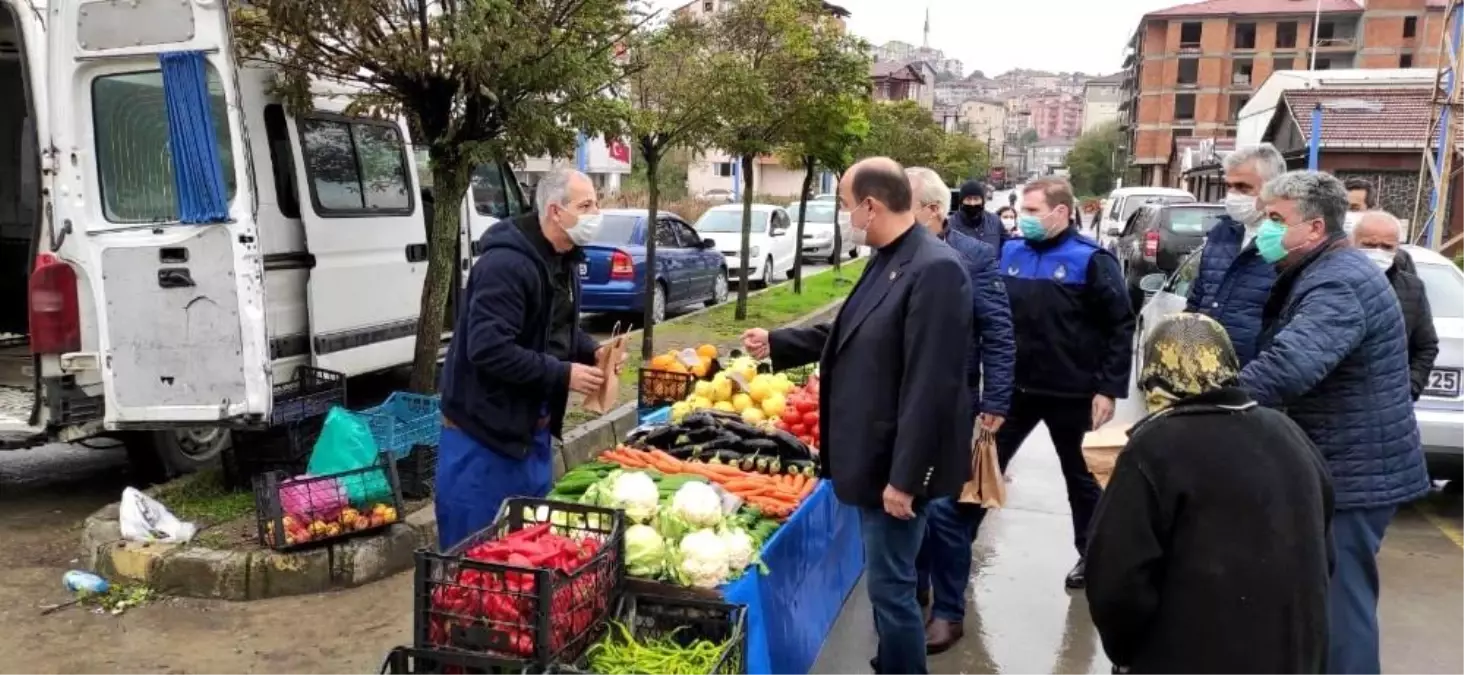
[1053, 265, 1067, 281]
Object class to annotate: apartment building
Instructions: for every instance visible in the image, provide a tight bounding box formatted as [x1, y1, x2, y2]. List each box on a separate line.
[1082, 73, 1124, 133]
[1119, 0, 1450, 187]
[1026, 92, 1084, 140]
[958, 99, 1008, 156]
[673, 0, 851, 27]
[872, 61, 937, 110]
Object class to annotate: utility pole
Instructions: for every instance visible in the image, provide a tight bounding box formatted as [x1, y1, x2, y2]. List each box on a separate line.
[1309, 0, 1323, 70]
[1411, 0, 1464, 250]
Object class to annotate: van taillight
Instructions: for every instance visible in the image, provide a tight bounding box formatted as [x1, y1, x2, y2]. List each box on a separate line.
[610, 250, 635, 281]
[1143, 230, 1160, 259]
[29, 253, 81, 354]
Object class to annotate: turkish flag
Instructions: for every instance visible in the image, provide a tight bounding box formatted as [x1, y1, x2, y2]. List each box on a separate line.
[606, 137, 631, 165]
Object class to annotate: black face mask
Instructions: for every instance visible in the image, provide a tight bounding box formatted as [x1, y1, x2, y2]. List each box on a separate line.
[960, 204, 983, 219]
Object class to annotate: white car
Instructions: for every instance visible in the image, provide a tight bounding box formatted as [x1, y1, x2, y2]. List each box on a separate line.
[693, 204, 799, 287]
[1100, 187, 1197, 249]
[786, 200, 857, 265]
[1137, 245, 1464, 480]
[697, 188, 736, 203]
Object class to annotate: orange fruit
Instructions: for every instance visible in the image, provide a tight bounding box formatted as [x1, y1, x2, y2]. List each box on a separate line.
[665, 361, 690, 374]
[691, 362, 709, 377]
[696, 344, 718, 360]
[650, 354, 675, 370]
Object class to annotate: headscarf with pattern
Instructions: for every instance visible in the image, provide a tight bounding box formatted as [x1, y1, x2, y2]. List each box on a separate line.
[1139, 313, 1241, 413]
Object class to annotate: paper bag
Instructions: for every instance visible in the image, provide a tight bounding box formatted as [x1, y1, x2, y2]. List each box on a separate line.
[581, 333, 626, 414]
[958, 426, 1005, 509]
[1081, 423, 1131, 489]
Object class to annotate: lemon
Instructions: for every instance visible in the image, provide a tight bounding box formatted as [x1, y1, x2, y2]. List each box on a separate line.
[745, 377, 772, 403]
[741, 407, 766, 424]
[670, 401, 691, 423]
[761, 393, 786, 418]
[714, 401, 736, 413]
[690, 396, 712, 410]
[731, 393, 754, 412]
[712, 375, 734, 402]
[693, 380, 715, 400]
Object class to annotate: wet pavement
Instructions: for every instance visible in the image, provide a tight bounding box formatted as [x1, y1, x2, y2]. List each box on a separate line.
[812, 394, 1464, 674]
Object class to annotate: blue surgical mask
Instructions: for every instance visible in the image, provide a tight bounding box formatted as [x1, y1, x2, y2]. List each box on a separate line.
[1254, 218, 1291, 264]
[1018, 214, 1048, 241]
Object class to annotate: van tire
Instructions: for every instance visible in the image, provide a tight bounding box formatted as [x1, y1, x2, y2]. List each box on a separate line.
[127, 427, 233, 481]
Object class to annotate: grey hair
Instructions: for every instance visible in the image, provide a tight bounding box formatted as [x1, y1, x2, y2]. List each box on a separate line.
[1223, 143, 1287, 182]
[1260, 170, 1349, 235]
[904, 167, 950, 213]
[1356, 210, 1407, 240]
[535, 168, 585, 211]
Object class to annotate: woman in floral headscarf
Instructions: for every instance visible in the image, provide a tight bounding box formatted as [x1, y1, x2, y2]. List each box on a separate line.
[1084, 314, 1336, 674]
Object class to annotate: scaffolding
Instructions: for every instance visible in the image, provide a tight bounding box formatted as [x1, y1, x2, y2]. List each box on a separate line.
[1411, 0, 1464, 251]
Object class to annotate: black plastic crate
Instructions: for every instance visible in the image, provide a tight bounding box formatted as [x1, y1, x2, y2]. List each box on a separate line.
[557, 593, 747, 675]
[399, 443, 438, 500]
[224, 420, 323, 490]
[252, 451, 404, 550]
[637, 369, 695, 411]
[413, 498, 627, 671]
[380, 646, 536, 675]
[271, 366, 346, 426]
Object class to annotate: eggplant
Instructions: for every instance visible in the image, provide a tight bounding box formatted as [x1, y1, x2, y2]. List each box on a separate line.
[738, 455, 758, 472]
[711, 449, 745, 463]
[640, 425, 683, 449]
[717, 419, 768, 439]
[737, 438, 779, 453]
[754, 456, 771, 474]
[680, 413, 719, 429]
[768, 456, 782, 475]
[684, 426, 731, 443]
[766, 430, 811, 460]
[666, 444, 700, 460]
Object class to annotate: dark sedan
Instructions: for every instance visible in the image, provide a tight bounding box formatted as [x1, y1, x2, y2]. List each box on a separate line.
[1110, 202, 1226, 312]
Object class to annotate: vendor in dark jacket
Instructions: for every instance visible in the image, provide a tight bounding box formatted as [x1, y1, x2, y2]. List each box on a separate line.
[1086, 313, 1333, 674]
[435, 168, 619, 550]
[1352, 211, 1439, 401]
[1241, 170, 1429, 675]
[947, 180, 1005, 250]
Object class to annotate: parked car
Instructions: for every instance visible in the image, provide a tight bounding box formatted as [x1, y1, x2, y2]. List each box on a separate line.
[1099, 187, 1196, 249]
[811, 193, 838, 203]
[697, 188, 736, 203]
[579, 209, 728, 323]
[1135, 244, 1464, 481]
[786, 200, 857, 265]
[693, 204, 798, 287]
[1112, 203, 1226, 311]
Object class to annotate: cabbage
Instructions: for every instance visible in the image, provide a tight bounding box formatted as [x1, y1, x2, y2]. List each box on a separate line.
[674, 528, 730, 588]
[669, 482, 724, 529]
[625, 524, 668, 578]
[609, 471, 660, 524]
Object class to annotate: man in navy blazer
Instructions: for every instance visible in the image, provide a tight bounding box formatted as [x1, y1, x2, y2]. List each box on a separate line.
[742, 157, 973, 675]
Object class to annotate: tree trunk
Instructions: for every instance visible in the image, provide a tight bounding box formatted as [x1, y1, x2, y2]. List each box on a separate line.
[734, 154, 755, 321]
[408, 150, 472, 393]
[831, 170, 844, 273]
[792, 155, 815, 294]
[641, 149, 661, 362]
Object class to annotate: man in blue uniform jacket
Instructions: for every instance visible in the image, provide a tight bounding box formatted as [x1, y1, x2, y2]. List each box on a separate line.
[435, 168, 621, 550]
[999, 177, 1135, 590]
[905, 167, 1016, 653]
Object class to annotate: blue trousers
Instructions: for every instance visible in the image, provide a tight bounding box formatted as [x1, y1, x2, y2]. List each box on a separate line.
[434, 424, 553, 551]
[915, 497, 986, 623]
[1327, 505, 1397, 674]
[861, 504, 930, 675]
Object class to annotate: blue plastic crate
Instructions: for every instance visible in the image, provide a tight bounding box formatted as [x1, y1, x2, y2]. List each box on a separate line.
[359, 392, 442, 459]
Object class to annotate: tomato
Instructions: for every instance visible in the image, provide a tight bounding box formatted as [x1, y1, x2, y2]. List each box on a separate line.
[774, 420, 790, 432]
[798, 435, 815, 447]
[795, 399, 817, 414]
[803, 411, 819, 427]
[790, 423, 807, 436]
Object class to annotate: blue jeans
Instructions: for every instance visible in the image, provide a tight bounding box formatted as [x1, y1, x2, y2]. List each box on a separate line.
[915, 497, 987, 623]
[861, 504, 929, 675]
[434, 422, 554, 551]
[1327, 505, 1396, 674]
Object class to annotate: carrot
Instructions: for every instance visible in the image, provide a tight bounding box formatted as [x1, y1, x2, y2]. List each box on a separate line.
[699, 462, 745, 477]
[615, 453, 649, 468]
[791, 473, 807, 492]
[722, 478, 765, 492]
[648, 449, 682, 468]
[798, 477, 818, 500]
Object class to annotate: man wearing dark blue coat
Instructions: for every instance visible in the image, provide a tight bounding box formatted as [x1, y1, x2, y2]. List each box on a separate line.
[947, 180, 1006, 251]
[1185, 144, 1286, 365]
[999, 177, 1135, 591]
[1241, 170, 1430, 675]
[905, 167, 1016, 653]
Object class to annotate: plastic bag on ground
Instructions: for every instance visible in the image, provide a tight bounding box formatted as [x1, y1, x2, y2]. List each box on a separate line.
[119, 487, 197, 543]
[308, 407, 391, 504]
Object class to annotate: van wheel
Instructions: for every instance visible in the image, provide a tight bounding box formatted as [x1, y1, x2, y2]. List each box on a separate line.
[128, 427, 233, 481]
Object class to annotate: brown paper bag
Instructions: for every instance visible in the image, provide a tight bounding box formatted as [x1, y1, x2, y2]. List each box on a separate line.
[1081, 423, 1131, 489]
[581, 329, 627, 414]
[958, 426, 1005, 509]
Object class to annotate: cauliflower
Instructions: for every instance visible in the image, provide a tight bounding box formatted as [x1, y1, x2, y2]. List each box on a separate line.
[669, 482, 724, 529]
[625, 524, 668, 578]
[719, 526, 758, 574]
[609, 471, 660, 524]
[675, 529, 730, 588]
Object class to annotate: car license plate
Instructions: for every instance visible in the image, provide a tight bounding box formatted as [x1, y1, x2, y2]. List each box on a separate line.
[578, 263, 588, 278]
[1424, 367, 1461, 398]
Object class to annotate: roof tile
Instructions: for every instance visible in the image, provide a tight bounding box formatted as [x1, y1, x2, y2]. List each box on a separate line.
[1148, 0, 1361, 18]
[1283, 87, 1453, 148]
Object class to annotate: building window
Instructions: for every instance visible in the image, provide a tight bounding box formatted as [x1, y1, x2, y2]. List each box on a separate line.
[1173, 129, 1194, 139]
[1229, 94, 1250, 122]
[1275, 56, 1294, 71]
[299, 117, 414, 215]
[1175, 94, 1195, 120]
[714, 162, 734, 177]
[1177, 59, 1199, 85]
[263, 104, 300, 219]
[1232, 59, 1254, 87]
[1401, 53, 1414, 68]
[1180, 22, 1202, 48]
[472, 163, 524, 218]
[1277, 21, 1298, 48]
[703, 0, 713, 11]
[1404, 16, 1418, 39]
[1234, 22, 1256, 49]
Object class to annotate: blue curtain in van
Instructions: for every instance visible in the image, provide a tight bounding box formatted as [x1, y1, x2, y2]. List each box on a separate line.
[159, 51, 229, 223]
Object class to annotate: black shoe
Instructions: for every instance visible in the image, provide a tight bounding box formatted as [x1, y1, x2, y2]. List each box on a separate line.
[1065, 558, 1086, 590]
[869, 657, 878, 673]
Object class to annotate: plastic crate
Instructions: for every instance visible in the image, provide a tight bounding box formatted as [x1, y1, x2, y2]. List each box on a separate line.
[380, 646, 535, 675]
[556, 593, 748, 675]
[252, 451, 404, 550]
[271, 366, 346, 426]
[413, 498, 626, 671]
[361, 392, 442, 459]
[224, 420, 323, 489]
[399, 443, 438, 500]
[637, 369, 695, 411]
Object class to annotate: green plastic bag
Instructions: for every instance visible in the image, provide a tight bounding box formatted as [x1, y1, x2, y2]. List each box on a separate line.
[307, 407, 392, 505]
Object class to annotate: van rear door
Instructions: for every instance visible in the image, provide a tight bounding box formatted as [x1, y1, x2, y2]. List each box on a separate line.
[46, 0, 272, 426]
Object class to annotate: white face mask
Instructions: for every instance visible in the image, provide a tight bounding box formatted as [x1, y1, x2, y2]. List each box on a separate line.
[1001, 217, 1016, 230]
[564, 212, 602, 246]
[1361, 247, 1395, 270]
[1343, 212, 1363, 235]
[849, 202, 871, 247]
[1224, 191, 1260, 225]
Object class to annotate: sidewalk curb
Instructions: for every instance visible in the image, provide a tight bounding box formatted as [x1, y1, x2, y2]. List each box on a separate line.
[76, 270, 854, 601]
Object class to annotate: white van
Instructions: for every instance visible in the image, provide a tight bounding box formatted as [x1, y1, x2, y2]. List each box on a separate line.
[0, 0, 522, 474]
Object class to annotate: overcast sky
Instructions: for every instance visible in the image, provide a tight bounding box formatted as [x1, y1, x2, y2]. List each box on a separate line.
[651, 0, 1187, 77]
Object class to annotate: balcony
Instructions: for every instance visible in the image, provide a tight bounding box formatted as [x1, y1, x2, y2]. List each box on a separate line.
[1313, 36, 1356, 50]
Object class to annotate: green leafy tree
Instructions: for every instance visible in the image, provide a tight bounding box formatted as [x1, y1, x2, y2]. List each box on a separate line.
[710, 0, 830, 320]
[615, 14, 729, 359]
[934, 133, 989, 188]
[1067, 121, 1125, 197]
[234, 0, 636, 392]
[853, 100, 945, 168]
